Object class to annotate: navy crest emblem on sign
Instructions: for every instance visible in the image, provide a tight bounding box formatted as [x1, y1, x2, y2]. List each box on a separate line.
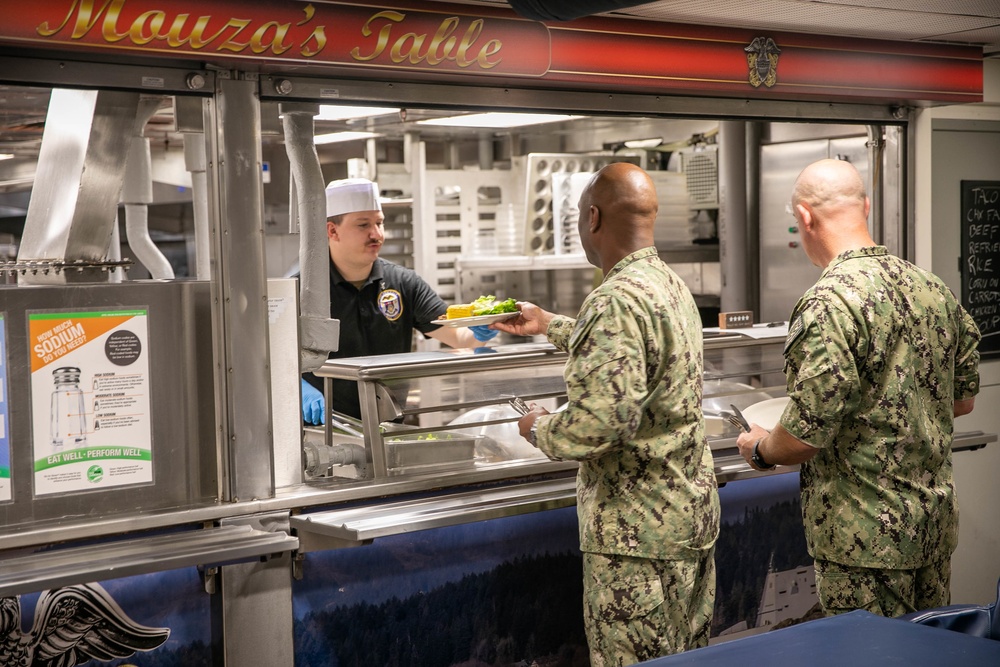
[745, 37, 781, 88]
[378, 289, 403, 321]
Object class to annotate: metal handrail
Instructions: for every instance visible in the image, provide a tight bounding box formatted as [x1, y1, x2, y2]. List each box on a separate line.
[291, 478, 577, 552]
[0, 524, 299, 598]
[316, 345, 567, 381]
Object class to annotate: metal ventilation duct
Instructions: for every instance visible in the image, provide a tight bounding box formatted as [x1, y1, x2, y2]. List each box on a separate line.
[16, 89, 141, 284]
[122, 96, 175, 280]
[281, 102, 340, 371]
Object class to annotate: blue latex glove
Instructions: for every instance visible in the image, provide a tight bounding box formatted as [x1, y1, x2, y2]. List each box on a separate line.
[470, 324, 498, 342]
[301, 378, 325, 425]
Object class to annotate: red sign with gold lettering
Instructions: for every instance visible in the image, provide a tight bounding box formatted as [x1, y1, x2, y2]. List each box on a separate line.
[4, 1, 549, 76]
[0, 0, 983, 104]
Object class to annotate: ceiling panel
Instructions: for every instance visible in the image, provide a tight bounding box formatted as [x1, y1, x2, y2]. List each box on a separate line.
[819, 0, 999, 17]
[929, 24, 1000, 48]
[623, 1, 996, 42]
[439, 0, 1000, 56]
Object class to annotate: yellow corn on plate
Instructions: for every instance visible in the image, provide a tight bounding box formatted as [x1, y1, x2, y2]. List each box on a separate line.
[447, 304, 475, 319]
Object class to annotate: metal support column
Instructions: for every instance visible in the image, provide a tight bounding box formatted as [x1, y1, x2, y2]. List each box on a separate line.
[211, 513, 295, 667]
[203, 73, 275, 502]
[718, 120, 750, 313]
[866, 124, 886, 245]
[878, 123, 907, 258]
[745, 122, 763, 319]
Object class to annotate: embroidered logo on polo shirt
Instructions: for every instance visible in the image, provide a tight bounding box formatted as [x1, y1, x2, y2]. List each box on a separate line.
[378, 289, 403, 321]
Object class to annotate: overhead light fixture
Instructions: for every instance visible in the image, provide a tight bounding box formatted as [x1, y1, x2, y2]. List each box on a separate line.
[623, 137, 663, 149]
[315, 105, 400, 121]
[417, 112, 583, 129]
[0, 153, 14, 161]
[314, 131, 380, 145]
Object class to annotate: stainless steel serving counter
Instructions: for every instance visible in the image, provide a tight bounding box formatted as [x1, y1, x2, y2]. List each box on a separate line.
[290, 330, 995, 554]
[0, 330, 994, 595]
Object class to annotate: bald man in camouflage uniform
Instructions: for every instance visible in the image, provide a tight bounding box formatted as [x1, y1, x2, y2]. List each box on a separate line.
[736, 159, 981, 617]
[493, 163, 720, 666]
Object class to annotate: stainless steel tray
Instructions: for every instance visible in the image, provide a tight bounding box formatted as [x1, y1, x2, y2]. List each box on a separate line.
[385, 433, 478, 469]
[305, 425, 479, 470]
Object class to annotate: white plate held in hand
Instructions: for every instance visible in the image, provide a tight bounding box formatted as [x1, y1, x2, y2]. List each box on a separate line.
[431, 312, 518, 328]
[741, 397, 791, 431]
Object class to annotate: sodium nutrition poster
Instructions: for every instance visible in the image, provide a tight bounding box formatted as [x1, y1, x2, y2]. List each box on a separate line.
[28, 309, 152, 496]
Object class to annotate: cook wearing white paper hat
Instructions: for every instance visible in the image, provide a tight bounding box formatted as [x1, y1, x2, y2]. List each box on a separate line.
[325, 177, 381, 217]
[300, 178, 497, 424]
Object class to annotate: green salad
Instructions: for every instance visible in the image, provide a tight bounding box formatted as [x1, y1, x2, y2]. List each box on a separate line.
[471, 295, 518, 316]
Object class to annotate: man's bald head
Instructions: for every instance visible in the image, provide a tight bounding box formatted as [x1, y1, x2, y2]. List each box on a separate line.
[577, 162, 659, 272]
[792, 158, 867, 214]
[790, 158, 874, 267]
[583, 162, 659, 233]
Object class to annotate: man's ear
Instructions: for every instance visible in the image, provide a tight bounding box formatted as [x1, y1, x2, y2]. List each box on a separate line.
[795, 203, 812, 231]
[327, 220, 337, 240]
[588, 205, 601, 234]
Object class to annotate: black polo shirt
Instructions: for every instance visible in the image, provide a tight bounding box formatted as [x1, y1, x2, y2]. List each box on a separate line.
[304, 257, 448, 419]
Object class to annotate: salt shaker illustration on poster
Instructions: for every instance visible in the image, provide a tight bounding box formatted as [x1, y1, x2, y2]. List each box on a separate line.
[0, 314, 10, 502]
[29, 309, 152, 496]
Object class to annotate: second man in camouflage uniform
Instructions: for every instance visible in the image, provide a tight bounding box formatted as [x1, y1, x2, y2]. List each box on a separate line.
[493, 163, 720, 666]
[736, 159, 981, 617]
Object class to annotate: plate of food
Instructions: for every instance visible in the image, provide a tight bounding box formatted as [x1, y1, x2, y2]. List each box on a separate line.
[432, 295, 520, 328]
[432, 312, 520, 327]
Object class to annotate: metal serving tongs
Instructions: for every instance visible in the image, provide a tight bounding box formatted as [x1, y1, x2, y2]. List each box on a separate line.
[507, 396, 531, 416]
[725, 404, 752, 433]
[329, 411, 365, 438]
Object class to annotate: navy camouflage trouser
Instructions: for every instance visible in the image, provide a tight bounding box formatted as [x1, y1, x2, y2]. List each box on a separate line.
[582, 548, 716, 667]
[814, 557, 951, 617]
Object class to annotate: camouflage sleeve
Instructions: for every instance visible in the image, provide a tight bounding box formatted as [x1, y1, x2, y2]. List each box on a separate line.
[545, 314, 578, 352]
[781, 298, 861, 448]
[953, 304, 981, 400]
[534, 295, 645, 461]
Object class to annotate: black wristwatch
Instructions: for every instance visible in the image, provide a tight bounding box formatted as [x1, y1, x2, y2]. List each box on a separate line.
[751, 438, 776, 470]
[528, 425, 538, 446]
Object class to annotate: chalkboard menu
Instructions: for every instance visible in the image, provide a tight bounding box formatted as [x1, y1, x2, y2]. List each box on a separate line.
[960, 180, 1000, 358]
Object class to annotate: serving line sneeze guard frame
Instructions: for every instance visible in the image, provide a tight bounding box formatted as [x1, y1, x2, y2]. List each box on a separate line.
[311, 329, 997, 485]
[295, 327, 1000, 551]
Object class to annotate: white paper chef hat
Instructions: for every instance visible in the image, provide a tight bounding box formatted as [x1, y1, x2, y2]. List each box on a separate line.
[325, 178, 382, 218]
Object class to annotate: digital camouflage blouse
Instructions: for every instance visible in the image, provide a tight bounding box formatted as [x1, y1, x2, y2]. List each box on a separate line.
[535, 247, 720, 560]
[781, 246, 981, 569]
